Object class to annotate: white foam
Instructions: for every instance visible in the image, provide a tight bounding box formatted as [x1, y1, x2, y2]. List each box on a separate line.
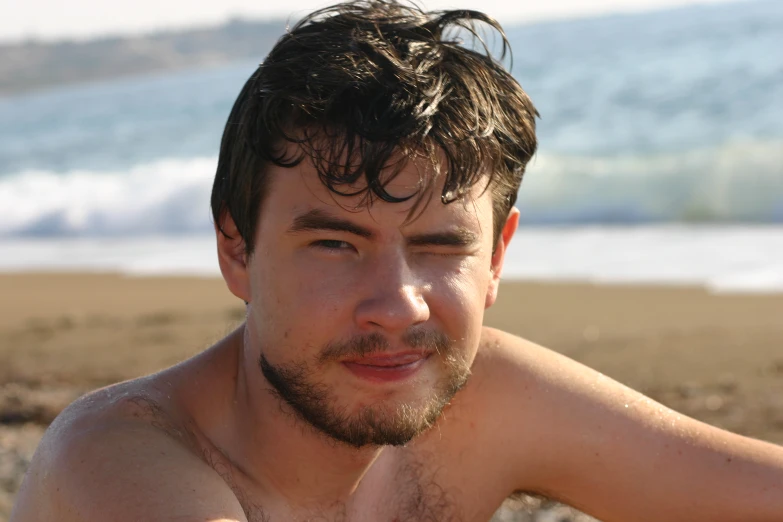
[0, 156, 217, 236]
[0, 236, 220, 276]
[501, 226, 783, 293]
[517, 140, 783, 223]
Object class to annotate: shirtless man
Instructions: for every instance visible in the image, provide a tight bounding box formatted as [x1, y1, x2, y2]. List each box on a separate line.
[11, 1, 783, 521]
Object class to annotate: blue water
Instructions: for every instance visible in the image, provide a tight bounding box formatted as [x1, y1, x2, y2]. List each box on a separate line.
[1, 0, 781, 236]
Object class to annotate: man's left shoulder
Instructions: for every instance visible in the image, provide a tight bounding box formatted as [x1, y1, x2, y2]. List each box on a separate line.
[476, 326, 527, 356]
[446, 327, 543, 439]
[469, 326, 539, 391]
[472, 326, 598, 393]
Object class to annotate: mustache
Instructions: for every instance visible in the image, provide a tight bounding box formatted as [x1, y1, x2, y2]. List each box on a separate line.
[317, 329, 452, 364]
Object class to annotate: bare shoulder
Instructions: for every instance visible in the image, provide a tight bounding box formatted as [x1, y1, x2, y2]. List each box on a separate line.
[473, 327, 783, 521]
[474, 325, 667, 419]
[11, 379, 248, 522]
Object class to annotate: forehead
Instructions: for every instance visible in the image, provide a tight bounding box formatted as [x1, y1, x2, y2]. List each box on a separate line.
[260, 150, 493, 232]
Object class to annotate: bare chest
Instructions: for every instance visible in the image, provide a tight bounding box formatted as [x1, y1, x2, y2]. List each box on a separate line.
[225, 452, 509, 522]
[351, 457, 467, 522]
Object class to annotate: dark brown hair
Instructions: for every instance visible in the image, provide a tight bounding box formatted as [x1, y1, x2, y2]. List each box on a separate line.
[211, 0, 538, 253]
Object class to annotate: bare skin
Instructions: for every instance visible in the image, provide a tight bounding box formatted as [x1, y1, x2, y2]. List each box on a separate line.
[11, 155, 783, 522]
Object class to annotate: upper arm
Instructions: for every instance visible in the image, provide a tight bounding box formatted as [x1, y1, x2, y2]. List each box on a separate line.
[11, 403, 248, 522]
[481, 328, 783, 522]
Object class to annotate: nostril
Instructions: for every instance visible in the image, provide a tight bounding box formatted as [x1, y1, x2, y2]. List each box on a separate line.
[354, 286, 430, 331]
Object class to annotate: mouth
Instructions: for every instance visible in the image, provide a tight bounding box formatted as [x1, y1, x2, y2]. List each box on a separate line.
[342, 352, 431, 383]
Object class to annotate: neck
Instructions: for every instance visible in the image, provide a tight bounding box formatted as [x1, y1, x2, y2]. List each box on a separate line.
[230, 324, 386, 511]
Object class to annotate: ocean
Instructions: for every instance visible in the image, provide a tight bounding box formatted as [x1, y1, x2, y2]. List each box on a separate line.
[1, 0, 781, 291]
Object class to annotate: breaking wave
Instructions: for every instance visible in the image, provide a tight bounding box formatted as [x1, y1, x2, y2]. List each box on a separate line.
[1, 138, 781, 237]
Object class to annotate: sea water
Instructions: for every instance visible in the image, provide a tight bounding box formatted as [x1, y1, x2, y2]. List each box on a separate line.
[0, 0, 781, 291]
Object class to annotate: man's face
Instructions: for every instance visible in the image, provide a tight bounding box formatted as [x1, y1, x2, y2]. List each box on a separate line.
[241, 152, 505, 448]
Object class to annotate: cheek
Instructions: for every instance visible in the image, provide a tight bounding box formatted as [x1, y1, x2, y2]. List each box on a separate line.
[426, 257, 491, 326]
[446, 254, 491, 296]
[253, 257, 356, 334]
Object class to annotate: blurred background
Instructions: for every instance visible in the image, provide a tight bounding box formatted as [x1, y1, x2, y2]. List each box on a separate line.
[0, 0, 781, 289]
[0, 0, 781, 520]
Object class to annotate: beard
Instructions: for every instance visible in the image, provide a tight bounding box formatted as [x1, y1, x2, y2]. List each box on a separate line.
[259, 329, 471, 448]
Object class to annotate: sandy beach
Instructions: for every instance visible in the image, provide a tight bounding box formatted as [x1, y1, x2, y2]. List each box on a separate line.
[1, 273, 782, 520]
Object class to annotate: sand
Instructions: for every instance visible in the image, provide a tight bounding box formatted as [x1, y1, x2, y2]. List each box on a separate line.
[1, 273, 782, 521]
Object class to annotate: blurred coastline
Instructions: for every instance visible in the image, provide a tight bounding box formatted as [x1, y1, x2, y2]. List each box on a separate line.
[1, 0, 781, 244]
[0, 18, 285, 98]
[1, 1, 782, 520]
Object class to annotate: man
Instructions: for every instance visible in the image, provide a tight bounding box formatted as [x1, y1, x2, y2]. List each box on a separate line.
[11, 1, 783, 520]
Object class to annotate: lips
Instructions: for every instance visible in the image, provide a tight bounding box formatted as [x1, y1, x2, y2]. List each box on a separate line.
[341, 351, 430, 382]
[344, 351, 427, 367]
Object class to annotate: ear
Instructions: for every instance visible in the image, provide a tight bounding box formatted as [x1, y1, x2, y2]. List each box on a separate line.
[485, 207, 519, 309]
[215, 211, 252, 303]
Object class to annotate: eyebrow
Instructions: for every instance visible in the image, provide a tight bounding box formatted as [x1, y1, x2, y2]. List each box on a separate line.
[406, 228, 479, 248]
[287, 208, 480, 247]
[288, 209, 374, 238]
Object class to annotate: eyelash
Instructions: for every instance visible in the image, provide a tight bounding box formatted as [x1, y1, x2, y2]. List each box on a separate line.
[310, 240, 464, 259]
[311, 239, 354, 251]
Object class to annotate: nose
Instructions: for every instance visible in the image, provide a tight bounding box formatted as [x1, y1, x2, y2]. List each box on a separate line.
[353, 252, 430, 333]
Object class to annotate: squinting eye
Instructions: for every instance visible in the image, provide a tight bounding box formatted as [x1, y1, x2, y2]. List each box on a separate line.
[418, 249, 467, 259]
[312, 239, 353, 251]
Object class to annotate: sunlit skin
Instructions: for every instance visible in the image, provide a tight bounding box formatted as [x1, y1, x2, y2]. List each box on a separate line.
[239, 155, 493, 434]
[211, 151, 514, 511]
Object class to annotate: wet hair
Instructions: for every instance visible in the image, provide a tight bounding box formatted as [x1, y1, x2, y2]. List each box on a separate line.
[211, 0, 538, 253]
